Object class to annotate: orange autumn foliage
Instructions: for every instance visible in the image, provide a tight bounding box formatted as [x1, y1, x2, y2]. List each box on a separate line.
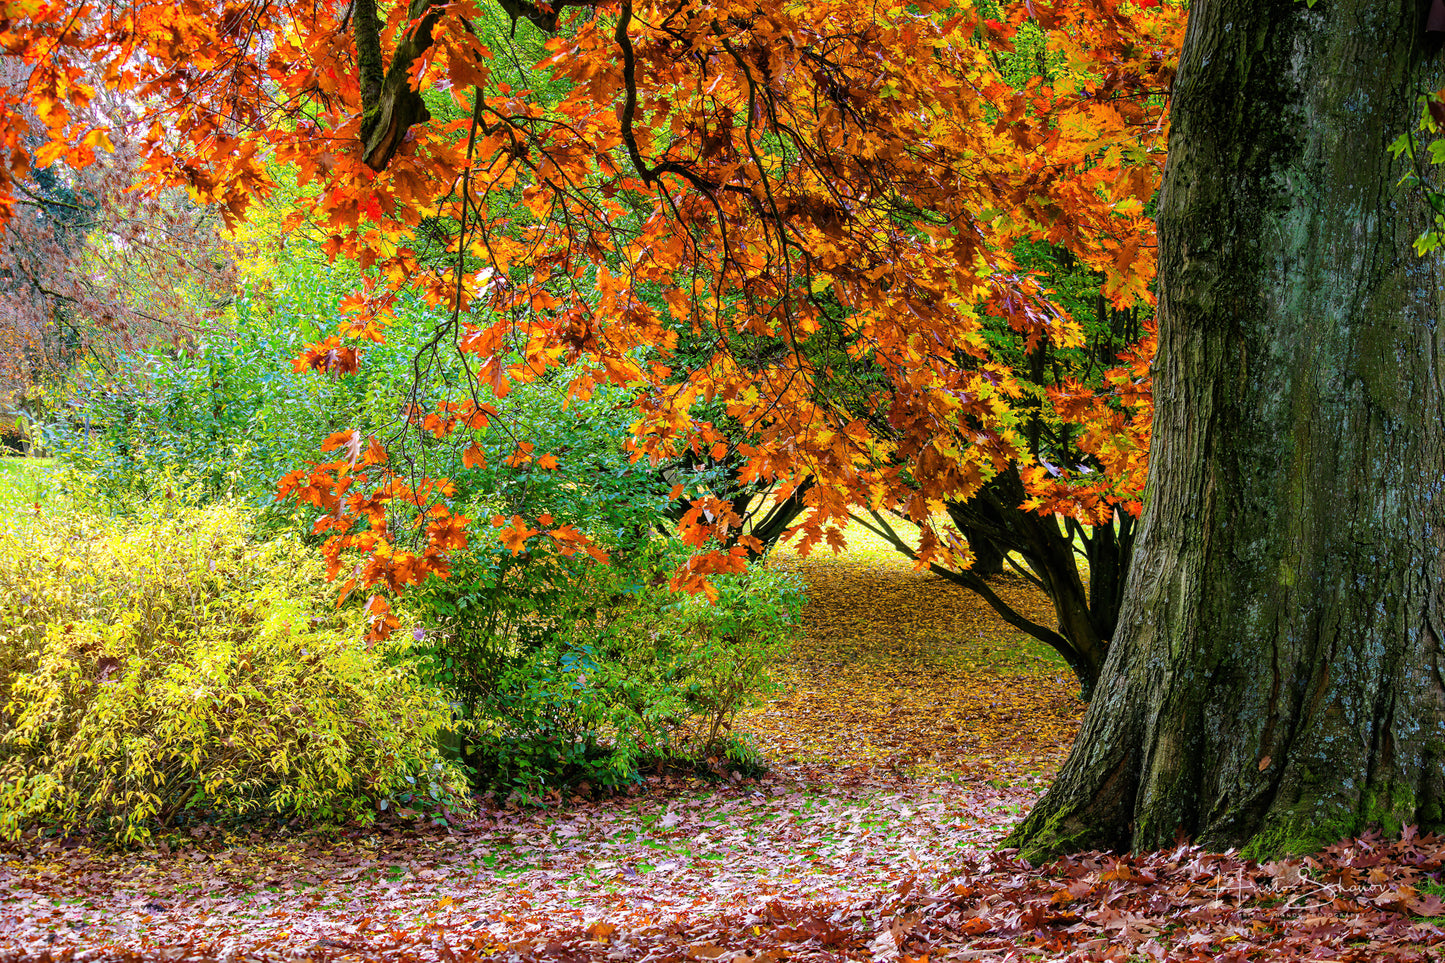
[0, 0, 1181, 636]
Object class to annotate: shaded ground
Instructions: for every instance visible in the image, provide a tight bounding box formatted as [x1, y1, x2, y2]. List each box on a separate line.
[2, 526, 1442, 961]
[742, 542, 1083, 784]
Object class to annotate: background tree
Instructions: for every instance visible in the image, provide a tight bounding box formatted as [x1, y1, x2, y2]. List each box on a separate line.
[0, 58, 237, 404]
[1011, 0, 1445, 858]
[857, 262, 1154, 699]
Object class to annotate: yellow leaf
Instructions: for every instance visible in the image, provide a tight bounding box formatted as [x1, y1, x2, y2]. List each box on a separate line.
[82, 127, 115, 153]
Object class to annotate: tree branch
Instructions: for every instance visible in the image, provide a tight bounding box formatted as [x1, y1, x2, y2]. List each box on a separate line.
[853, 509, 1084, 673]
[359, 0, 600, 171]
[358, 0, 446, 171]
[11, 180, 89, 211]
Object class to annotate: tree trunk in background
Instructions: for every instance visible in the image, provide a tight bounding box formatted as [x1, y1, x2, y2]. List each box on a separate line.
[858, 470, 1133, 701]
[959, 522, 1006, 577]
[1011, 0, 1445, 858]
[938, 467, 1133, 700]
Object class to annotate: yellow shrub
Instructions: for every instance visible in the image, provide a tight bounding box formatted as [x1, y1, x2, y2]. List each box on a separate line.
[0, 504, 468, 845]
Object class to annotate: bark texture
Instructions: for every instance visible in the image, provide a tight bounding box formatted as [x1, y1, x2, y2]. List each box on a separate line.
[358, 0, 443, 172]
[1011, 0, 1445, 858]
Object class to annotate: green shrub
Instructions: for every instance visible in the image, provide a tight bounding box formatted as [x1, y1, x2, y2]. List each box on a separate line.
[589, 562, 805, 758]
[41, 334, 359, 525]
[39, 273, 441, 530]
[0, 457, 58, 517]
[400, 378, 683, 713]
[461, 560, 806, 796]
[0, 503, 469, 845]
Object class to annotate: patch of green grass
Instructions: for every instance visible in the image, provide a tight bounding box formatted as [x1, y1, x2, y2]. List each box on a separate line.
[1418, 877, 1445, 925]
[0, 456, 60, 516]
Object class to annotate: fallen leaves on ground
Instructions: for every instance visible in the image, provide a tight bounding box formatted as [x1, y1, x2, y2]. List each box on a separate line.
[741, 544, 1084, 784]
[0, 776, 1038, 960]
[4, 806, 1443, 961]
[1, 543, 1441, 961]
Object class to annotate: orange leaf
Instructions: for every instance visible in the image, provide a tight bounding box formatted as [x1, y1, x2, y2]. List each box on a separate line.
[504, 443, 534, 468]
[361, 438, 389, 465]
[321, 429, 363, 465]
[498, 516, 538, 553]
[33, 139, 66, 167]
[81, 127, 114, 152]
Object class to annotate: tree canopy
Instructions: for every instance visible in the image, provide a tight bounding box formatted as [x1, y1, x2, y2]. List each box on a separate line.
[0, 0, 1179, 637]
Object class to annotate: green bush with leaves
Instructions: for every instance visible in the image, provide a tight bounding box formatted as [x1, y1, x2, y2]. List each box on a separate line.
[46, 330, 372, 525]
[461, 560, 806, 796]
[400, 377, 682, 705]
[363, 373, 809, 795]
[38, 250, 447, 529]
[0, 503, 468, 845]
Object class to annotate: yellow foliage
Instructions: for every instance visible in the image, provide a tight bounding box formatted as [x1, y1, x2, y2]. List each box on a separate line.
[0, 504, 468, 845]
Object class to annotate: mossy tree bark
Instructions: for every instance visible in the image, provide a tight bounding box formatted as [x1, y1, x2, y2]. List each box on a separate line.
[1011, 0, 1445, 859]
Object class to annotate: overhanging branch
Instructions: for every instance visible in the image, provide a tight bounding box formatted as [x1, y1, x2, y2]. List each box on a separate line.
[357, 0, 597, 171]
[358, 0, 445, 171]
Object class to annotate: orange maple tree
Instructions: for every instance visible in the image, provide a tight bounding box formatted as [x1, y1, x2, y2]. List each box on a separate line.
[0, 0, 1180, 640]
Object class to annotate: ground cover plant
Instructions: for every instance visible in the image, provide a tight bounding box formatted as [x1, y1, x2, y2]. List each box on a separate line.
[1, 535, 1441, 961]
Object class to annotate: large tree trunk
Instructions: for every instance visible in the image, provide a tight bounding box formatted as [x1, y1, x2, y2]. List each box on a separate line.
[1011, 0, 1445, 859]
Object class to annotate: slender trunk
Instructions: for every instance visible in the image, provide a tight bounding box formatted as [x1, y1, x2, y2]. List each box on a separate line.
[1011, 0, 1445, 859]
[858, 492, 1130, 699]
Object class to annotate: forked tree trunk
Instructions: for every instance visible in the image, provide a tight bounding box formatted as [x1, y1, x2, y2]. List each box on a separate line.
[1011, 0, 1445, 859]
[857, 476, 1133, 701]
[938, 468, 1132, 700]
[958, 522, 1006, 577]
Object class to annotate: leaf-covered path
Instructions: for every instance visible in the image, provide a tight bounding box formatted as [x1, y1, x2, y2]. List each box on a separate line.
[742, 543, 1083, 784]
[3, 542, 1443, 961]
[0, 541, 1078, 959]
